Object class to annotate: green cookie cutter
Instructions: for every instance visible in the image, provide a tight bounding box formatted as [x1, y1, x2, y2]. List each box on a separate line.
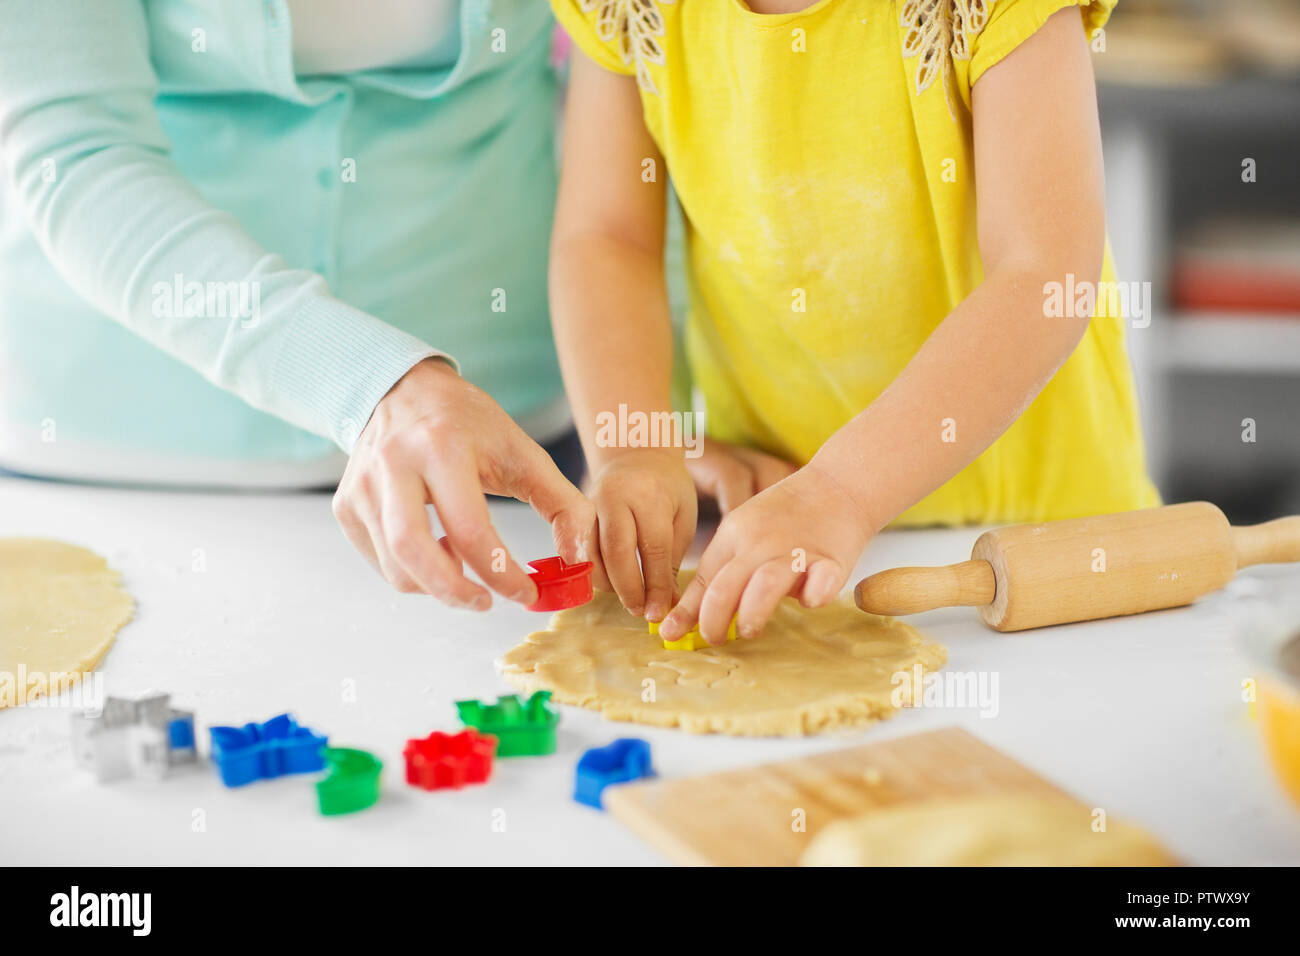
[455, 691, 559, 757]
[315, 747, 383, 816]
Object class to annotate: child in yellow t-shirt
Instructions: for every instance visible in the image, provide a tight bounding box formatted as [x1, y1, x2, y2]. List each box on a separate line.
[548, 0, 1158, 643]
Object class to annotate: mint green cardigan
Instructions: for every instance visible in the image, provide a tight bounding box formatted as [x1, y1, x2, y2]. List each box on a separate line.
[0, 0, 562, 468]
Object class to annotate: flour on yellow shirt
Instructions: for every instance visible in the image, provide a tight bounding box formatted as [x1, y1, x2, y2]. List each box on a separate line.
[556, 0, 1157, 524]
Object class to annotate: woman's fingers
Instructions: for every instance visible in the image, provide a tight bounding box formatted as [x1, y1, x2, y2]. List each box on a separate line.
[332, 485, 380, 568]
[333, 475, 424, 594]
[497, 435, 597, 567]
[379, 465, 490, 607]
[423, 449, 537, 605]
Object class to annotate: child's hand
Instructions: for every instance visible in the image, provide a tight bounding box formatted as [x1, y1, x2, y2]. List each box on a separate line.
[589, 449, 698, 622]
[685, 438, 798, 515]
[657, 463, 873, 644]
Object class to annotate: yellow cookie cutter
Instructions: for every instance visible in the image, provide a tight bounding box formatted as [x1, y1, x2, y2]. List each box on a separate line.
[649, 618, 737, 651]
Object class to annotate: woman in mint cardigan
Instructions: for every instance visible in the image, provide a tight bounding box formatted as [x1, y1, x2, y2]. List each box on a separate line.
[0, 0, 591, 609]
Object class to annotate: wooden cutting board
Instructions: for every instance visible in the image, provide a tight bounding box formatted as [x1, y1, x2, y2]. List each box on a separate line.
[604, 727, 1073, 866]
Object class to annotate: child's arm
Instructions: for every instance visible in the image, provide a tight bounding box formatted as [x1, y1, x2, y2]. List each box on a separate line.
[550, 53, 696, 622]
[659, 8, 1107, 644]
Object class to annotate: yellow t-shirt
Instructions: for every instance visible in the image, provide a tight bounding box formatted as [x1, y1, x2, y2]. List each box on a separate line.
[553, 0, 1159, 525]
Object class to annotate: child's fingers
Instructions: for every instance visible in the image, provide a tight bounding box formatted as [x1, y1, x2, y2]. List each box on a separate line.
[670, 502, 696, 605]
[688, 450, 755, 515]
[732, 447, 798, 493]
[637, 506, 677, 622]
[598, 503, 646, 616]
[658, 565, 708, 640]
[801, 558, 849, 607]
[659, 536, 732, 640]
[697, 558, 757, 645]
[735, 558, 801, 638]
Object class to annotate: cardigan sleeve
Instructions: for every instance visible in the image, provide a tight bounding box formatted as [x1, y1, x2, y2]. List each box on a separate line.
[0, 0, 451, 451]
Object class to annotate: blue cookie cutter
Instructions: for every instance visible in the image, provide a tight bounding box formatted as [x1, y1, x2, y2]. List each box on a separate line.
[209, 713, 328, 787]
[574, 738, 654, 809]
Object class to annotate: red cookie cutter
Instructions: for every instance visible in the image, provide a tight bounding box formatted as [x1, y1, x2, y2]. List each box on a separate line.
[403, 729, 498, 791]
[526, 556, 594, 612]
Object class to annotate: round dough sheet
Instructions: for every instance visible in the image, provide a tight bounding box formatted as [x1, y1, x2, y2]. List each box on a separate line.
[0, 538, 134, 708]
[499, 581, 946, 736]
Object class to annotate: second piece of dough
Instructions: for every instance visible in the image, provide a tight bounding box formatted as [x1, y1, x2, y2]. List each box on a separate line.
[0, 538, 134, 709]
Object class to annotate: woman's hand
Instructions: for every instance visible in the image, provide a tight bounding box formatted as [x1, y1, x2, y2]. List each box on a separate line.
[657, 462, 874, 644]
[588, 448, 697, 622]
[333, 358, 595, 608]
[686, 438, 798, 515]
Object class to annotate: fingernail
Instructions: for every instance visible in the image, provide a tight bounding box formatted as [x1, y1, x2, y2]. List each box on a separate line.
[739, 624, 756, 639]
[472, 594, 491, 611]
[645, 603, 665, 622]
[511, 586, 536, 604]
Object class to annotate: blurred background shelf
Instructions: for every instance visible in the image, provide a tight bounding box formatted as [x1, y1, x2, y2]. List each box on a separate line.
[1094, 0, 1300, 522]
[1161, 314, 1300, 374]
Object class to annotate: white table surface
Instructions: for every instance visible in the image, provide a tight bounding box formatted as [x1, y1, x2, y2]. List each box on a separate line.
[2, 472, 1299, 866]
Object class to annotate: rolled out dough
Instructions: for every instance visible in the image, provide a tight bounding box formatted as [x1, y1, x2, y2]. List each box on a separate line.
[0, 539, 134, 709]
[498, 578, 946, 736]
[800, 795, 1177, 866]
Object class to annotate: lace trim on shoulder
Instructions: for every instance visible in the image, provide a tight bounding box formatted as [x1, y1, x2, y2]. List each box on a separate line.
[901, 0, 992, 118]
[579, 0, 677, 95]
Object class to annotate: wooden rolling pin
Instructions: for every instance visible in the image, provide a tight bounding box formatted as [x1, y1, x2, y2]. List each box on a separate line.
[854, 502, 1300, 632]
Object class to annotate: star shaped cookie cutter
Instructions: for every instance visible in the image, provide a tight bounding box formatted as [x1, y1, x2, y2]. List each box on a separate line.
[649, 618, 738, 651]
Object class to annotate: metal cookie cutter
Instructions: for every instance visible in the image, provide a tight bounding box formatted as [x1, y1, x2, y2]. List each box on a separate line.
[71, 693, 198, 782]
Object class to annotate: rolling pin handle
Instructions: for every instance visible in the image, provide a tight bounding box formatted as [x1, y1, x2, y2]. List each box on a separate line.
[854, 559, 997, 617]
[1232, 516, 1300, 570]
